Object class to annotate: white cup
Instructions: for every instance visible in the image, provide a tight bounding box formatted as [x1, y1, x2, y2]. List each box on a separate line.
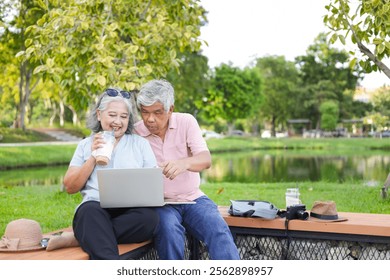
[95, 131, 115, 166]
[285, 188, 301, 207]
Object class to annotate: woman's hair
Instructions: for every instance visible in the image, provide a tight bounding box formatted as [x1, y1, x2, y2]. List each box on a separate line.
[136, 79, 175, 112]
[86, 89, 136, 134]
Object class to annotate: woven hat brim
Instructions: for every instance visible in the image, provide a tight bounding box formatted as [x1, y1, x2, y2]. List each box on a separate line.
[0, 245, 45, 252]
[309, 215, 348, 223]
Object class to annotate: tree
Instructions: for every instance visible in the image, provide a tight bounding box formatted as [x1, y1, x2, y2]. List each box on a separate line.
[0, 0, 45, 129]
[255, 55, 299, 136]
[203, 63, 262, 134]
[320, 100, 339, 131]
[18, 0, 207, 114]
[324, 0, 390, 79]
[364, 113, 389, 133]
[371, 86, 390, 118]
[295, 33, 360, 128]
[166, 51, 210, 117]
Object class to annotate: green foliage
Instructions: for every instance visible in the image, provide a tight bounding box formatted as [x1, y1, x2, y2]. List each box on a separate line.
[320, 100, 339, 131]
[0, 0, 46, 129]
[364, 113, 389, 132]
[255, 55, 299, 135]
[295, 33, 360, 128]
[371, 86, 390, 118]
[203, 63, 262, 131]
[324, 0, 390, 79]
[0, 103, 16, 127]
[348, 99, 373, 119]
[21, 0, 207, 111]
[0, 1, 387, 135]
[166, 51, 210, 116]
[297, 33, 360, 89]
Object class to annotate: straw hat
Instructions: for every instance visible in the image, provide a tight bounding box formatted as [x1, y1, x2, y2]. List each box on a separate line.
[309, 201, 348, 222]
[0, 219, 45, 252]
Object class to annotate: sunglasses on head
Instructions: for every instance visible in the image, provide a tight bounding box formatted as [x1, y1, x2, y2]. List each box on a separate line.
[105, 88, 131, 99]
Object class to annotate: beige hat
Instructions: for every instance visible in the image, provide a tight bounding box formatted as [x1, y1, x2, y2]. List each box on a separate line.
[309, 201, 348, 222]
[0, 219, 45, 252]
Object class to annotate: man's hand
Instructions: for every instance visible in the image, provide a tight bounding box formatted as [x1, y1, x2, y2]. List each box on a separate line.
[159, 151, 212, 180]
[158, 159, 189, 180]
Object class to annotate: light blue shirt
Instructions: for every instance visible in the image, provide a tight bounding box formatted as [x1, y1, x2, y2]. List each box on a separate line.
[69, 133, 157, 208]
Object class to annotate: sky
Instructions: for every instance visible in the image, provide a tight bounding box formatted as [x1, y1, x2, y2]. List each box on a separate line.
[199, 0, 389, 90]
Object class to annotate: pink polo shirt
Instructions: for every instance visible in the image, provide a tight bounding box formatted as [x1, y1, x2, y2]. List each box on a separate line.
[134, 112, 209, 200]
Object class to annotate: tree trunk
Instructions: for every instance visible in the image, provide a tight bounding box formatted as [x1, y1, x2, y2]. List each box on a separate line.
[357, 42, 390, 79]
[68, 105, 79, 126]
[49, 103, 57, 127]
[227, 123, 234, 135]
[59, 99, 65, 127]
[251, 120, 259, 136]
[16, 62, 32, 130]
[15, 64, 25, 129]
[271, 115, 276, 137]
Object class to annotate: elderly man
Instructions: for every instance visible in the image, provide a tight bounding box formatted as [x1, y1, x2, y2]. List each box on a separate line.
[134, 79, 239, 260]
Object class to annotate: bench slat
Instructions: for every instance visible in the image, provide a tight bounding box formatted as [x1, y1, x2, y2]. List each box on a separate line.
[219, 206, 390, 237]
[0, 240, 152, 260]
[2, 207, 390, 260]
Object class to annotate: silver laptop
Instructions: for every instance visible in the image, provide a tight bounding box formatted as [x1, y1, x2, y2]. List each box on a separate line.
[97, 168, 195, 208]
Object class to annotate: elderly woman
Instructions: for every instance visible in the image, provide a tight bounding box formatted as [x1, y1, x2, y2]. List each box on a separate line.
[63, 88, 159, 260]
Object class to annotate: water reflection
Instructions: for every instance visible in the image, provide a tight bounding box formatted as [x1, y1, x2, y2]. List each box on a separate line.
[0, 166, 67, 187]
[1, 150, 389, 187]
[203, 150, 390, 184]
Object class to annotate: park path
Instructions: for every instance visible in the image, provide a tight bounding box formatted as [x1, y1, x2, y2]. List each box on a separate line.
[33, 128, 83, 142]
[0, 128, 83, 147]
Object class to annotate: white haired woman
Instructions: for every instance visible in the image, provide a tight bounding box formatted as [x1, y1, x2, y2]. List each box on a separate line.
[63, 88, 159, 260]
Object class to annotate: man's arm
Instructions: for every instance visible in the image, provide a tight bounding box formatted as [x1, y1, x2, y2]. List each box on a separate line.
[158, 150, 211, 180]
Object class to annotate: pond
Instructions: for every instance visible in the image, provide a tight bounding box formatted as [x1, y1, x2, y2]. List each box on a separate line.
[1, 150, 389, 187]
[203, 150, 390, 185]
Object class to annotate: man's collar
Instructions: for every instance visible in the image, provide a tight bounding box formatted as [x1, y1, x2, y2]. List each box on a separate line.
[134, 121, 151, 137]
[168, 113, 177, 130]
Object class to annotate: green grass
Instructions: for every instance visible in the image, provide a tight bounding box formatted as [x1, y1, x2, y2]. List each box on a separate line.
[0, 128, 56, 143]
[1, 181, 389, 234]
[207, 136, 390, 152]
[0, 185, 82, 234]
[202, 181, 390, 213]
[0, 144, 77, 169]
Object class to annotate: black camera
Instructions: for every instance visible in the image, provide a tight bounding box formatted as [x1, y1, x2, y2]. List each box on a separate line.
[286, 204, 309, 220]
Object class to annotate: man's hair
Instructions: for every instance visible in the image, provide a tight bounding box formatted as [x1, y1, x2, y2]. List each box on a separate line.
[136, 79, 175, 112]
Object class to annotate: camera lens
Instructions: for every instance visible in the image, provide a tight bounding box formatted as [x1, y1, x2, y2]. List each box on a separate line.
[297, 210, 309, 220]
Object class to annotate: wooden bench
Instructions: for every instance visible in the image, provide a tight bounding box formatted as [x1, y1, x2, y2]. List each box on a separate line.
[218, 206, 390, 260]
[218, 206, 390, 238]
[2, 207, 390, 260]
[0, 227, 152, 260]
